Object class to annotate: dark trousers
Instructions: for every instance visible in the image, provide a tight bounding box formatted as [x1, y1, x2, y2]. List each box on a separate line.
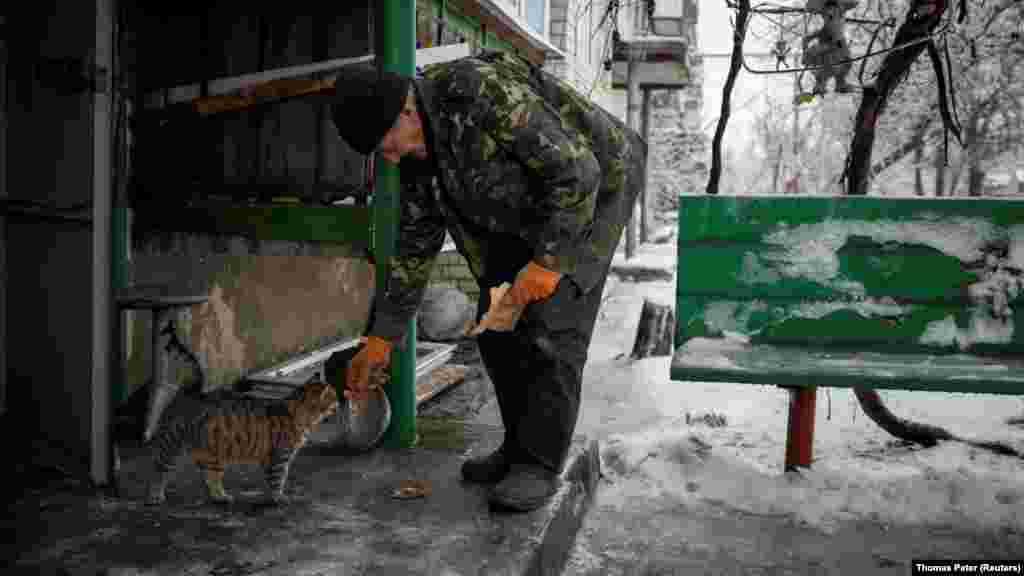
[475, 235, 611, 473]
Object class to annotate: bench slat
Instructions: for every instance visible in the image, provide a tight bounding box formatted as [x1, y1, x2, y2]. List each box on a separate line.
[676, 296, 1024, 354]
[678, 241, 980, 303]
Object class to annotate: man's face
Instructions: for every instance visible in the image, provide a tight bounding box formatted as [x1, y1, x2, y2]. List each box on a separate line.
[377, 101, 425, 164]
[377, 124, 406, 164]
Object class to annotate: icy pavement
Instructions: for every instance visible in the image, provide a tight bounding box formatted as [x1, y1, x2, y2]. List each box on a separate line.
[551, 232, 1024, 573]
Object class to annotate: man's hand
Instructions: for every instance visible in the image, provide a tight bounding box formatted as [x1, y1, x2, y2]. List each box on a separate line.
[345, 336, 392, 408]
[468, 262, 562, 335]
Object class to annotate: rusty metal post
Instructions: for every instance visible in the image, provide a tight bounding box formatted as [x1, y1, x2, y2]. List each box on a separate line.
[784, 387, 816, 470]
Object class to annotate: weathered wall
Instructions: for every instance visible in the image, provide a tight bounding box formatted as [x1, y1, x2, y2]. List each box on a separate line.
[647, 80, 707, 224]
[645, 40, 707, 226]
[128, 235, 374, 393]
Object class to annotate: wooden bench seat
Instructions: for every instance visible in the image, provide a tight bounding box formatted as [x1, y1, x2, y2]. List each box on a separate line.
[673, 340, 1024, 394]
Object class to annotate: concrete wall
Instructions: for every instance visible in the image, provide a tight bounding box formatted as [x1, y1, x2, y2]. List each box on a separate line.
[645, 19, 707, 220]
[647, 78, 708, 224]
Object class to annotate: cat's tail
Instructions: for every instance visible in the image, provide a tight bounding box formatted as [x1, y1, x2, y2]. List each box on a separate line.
[162, 320, 207, 396]
[140, 322, 207, 443]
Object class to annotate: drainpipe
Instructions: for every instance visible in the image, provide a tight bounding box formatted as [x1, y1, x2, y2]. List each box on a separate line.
[376, 0, 418, 448]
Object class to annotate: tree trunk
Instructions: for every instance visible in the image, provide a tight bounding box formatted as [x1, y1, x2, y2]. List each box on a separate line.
[913, 145, 924, 196]
[772, 143, 783, 195]
[854, 388, 1022, 457]
[934, 147, 947, 197]
[948, 155, 964, 197]
[966, 112, 983, 196]
[852, 388, 955, 447]
[631, 299, 675, 359]
[968, 166, 986, 197]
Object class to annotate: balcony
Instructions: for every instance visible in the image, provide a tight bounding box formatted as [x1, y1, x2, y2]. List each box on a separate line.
[611, 0, 692, 89]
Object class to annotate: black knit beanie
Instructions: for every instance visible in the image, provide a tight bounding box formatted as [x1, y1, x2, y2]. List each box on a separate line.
[330, 63, 412, 155]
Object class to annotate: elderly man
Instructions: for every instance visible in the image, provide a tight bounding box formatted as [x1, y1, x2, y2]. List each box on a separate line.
[330, 50, 645, 512]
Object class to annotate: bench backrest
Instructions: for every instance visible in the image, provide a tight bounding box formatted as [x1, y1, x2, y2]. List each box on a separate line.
[676, 195, 1024, 357]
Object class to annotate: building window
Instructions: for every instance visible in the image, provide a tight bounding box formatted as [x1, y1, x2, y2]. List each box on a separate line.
[646, 0, 687, 37]
[526, 0, 546, 36]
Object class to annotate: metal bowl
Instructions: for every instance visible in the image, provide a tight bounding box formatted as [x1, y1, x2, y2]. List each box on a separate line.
[333, 386, 392, 451]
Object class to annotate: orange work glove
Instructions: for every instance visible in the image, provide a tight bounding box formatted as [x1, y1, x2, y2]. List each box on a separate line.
[345, 336, 392, 405]
[468, 261, 563, 335]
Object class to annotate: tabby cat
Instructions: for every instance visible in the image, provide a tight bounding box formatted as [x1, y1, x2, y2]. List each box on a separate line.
[146, 379, 340, 507]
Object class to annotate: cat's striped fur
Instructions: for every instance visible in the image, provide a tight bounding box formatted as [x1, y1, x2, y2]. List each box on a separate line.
[146, 379, 339, 506]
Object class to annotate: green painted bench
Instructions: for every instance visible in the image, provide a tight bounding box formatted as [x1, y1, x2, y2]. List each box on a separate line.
[670, 195, 1024, 469]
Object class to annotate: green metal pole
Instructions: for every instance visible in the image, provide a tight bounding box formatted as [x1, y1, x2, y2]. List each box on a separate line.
[377, 0, 418, 448]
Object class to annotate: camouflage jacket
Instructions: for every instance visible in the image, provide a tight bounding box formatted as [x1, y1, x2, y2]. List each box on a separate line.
[368, 51, 646, 342]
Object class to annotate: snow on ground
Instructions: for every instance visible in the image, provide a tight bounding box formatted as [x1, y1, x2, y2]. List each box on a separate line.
[587, 229, 1024, 536]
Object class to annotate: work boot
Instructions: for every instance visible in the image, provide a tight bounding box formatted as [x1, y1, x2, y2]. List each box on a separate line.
[487, 463, 560, 512]
[461, 445, 511, 484]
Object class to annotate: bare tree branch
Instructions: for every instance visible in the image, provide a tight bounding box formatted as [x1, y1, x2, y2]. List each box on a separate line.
[706, 0, 751, 196]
